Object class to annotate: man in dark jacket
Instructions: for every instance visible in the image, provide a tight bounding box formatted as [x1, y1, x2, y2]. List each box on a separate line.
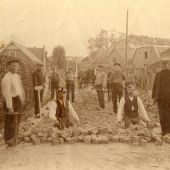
[50, 68, 60, 99]
[32, 64, 45, 117]
[65, 68, 76, 102]
[110, 63, 125, 113]
[152, 59, 170, 135]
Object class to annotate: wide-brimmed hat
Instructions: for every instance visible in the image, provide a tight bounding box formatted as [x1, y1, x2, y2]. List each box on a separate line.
[6, 56, 20, 65]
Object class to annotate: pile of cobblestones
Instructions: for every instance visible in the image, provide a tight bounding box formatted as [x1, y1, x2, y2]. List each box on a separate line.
[18, 115, 165, 146]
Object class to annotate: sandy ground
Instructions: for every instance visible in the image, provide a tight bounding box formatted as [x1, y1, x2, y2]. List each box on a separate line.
[0, 87, 169, 170]
[0, 143, 170, 170]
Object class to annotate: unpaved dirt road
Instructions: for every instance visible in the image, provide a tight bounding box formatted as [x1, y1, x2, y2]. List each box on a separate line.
[0, 88, 169, 170]
[0, 143, 170, 170]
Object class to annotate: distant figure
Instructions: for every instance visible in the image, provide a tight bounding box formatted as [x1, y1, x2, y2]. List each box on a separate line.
[107, 67, 112, 101]
[50, 68, 60, 99]
[65, 68, 76, 102]
[55, 87, 79, 129]
[152, 59, 170, 136]
[110, 63, 125, 113]
[1, 57, 25, 146]
[32, 63, 45, 118]
[117, 82, 150, 128]
[94, 65, 107, 110]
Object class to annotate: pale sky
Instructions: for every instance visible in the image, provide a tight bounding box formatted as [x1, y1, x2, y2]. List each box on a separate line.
[0, 0, 170, 57]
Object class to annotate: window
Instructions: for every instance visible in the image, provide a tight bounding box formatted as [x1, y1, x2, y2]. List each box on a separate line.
[9, 51, 16, 57]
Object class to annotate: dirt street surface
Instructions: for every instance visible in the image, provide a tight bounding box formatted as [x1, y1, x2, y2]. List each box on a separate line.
[0, 87, 170, 170]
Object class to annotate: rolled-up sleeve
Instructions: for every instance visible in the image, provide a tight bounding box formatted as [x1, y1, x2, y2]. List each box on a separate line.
[102, 72, 107, 88]
[137, 97, 150, 121]
[1, 75, 12, 109]
[117, 97, 125, 122]
[68, 101, 79, 123]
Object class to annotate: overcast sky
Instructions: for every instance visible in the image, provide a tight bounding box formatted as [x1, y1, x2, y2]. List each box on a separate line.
[0, 0, 170, 57]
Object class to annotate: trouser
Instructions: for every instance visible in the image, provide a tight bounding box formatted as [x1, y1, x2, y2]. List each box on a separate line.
[34, 89, 43, 115]
[51, 85, 59, 99]
[124, 116, 139, 129]
[3, 96, 22, 144]
[157, 99, 170, 135]
[66, 81, 75, 102]
[96, 84, 105, 109]
[111, 83, 123, 113]
[107, 81, 112, 100]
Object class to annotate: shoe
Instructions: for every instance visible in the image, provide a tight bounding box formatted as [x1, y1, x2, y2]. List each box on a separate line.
[35, 114, 41, 118]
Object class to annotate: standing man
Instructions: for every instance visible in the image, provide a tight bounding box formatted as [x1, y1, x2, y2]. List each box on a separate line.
[32, 63, 45, 118]
[65, 68, 76, 102]
[107, 67, 112, 101]
[110, 63, 125, 113]
[94, 65, 107, 110]
[152, 59, 170, 136]
[1, 57, 25, 146]
[50, 67, 60, 100]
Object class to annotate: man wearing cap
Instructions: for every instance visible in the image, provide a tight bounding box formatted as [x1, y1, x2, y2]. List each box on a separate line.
[152, 59, 170, 136]
[32, 63, 45, 117]
[65, 68, 76, 102]
[1, 57, 25, 146]
[55, 87, 79, 129]
[94, 65, 107, 110]
[110, 63, 125, 113]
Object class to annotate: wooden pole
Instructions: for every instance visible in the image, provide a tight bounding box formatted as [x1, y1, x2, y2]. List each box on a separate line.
[125, 9, 129, 70]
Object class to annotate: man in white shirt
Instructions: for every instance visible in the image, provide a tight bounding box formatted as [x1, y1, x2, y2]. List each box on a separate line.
[117, 81, 150, 128]
[1, 57, 25, 146]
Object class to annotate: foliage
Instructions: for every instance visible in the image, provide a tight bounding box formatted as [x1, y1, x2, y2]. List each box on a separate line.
[52, 45, 66, 70]
[87, 29, 170, 56]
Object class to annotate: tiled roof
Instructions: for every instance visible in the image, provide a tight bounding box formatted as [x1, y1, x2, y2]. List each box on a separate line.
[0, 41, 43, 64]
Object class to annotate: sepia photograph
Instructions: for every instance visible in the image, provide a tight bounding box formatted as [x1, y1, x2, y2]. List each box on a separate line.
[0, 0, 170, 169]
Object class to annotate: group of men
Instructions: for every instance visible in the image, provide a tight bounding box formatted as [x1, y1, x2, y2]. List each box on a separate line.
[94, 63, 125, 113]
[0, 56, 78, 146]
[50, 67, 76, 103]
[1, 55, 170, 147]
[94, 60, 170, 136]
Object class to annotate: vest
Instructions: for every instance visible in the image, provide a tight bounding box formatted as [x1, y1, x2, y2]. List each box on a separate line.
[56, 99, 69, 119]
[124, 95, 138, 118]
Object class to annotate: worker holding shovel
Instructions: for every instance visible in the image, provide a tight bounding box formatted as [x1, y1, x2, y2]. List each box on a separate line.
[1, 57, 25, 147]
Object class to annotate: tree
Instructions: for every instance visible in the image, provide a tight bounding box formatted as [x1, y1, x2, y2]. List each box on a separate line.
[52, 45, 66, 70]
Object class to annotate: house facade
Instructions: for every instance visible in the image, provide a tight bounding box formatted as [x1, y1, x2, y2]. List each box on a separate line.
[131, 45, 170, 90]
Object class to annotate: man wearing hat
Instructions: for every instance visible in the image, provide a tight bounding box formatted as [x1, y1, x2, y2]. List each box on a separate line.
[1, 57, 25, 146]
[55, 87, 79, 129]
[110, 63, 125, 113]
[152, 59, 170, 136]
[94, 65, 107, 110]
[32, 63, 45, 118]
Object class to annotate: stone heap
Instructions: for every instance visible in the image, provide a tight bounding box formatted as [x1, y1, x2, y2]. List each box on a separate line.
[18, 115, 164, 146]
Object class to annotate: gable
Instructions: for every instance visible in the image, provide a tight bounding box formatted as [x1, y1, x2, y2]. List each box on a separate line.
[132, 46, 160, 68]
[0, 41, 43, 64]
[6, 44, 18, 50]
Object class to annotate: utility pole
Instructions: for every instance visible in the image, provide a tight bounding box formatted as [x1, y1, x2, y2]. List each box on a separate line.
[125, 9, 129, 69]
